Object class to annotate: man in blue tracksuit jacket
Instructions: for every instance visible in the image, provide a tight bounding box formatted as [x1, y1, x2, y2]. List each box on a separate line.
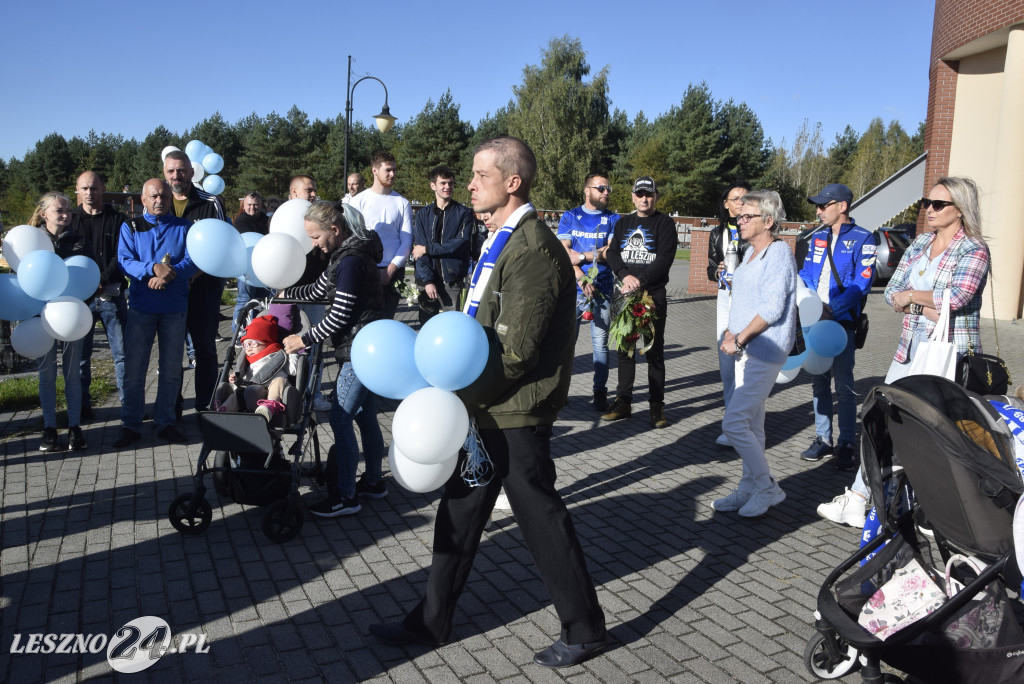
[797, 183, 877, 471]
[114, 179, 198, 448]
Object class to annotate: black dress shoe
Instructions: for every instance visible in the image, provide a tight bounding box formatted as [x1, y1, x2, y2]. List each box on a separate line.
[112, 428, 141, 449]
[369, 622, 444, 647]
[533, 637, 609, 668]
[39, 427, 62, 452]
[69, 426, 87, 451]
[158, 425, 188, 443]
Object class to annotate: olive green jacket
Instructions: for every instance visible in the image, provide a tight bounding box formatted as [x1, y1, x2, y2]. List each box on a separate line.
[458, 210, 576, 429]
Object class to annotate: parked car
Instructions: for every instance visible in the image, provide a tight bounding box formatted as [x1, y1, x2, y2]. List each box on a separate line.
[794, 224, 909, 285]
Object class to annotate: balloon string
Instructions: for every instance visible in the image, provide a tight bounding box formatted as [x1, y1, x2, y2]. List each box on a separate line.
[461, 417, 494, 488]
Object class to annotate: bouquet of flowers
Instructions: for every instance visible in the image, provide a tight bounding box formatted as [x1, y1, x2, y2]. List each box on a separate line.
[394, 277, 419, 307]
[608, 287, 657, 357]
[576, 263, 601, 322]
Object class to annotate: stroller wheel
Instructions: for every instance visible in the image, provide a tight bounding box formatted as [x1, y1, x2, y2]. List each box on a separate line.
[803, 631, 860, 679]
[262, 498, 303, 543]
[168, 494, 213, 535]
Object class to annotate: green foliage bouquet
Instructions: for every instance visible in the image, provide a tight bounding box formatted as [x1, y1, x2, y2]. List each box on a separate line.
[608, 288, 657, 358]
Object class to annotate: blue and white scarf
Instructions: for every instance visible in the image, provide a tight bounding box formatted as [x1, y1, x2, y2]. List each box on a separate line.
[463, 203, 533, 318]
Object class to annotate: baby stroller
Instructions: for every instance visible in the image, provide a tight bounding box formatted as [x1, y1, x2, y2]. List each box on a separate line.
[806, 375, 1024, 683]
[168, 298, 328, 543]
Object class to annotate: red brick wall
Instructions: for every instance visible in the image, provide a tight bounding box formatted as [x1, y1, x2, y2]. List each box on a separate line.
[923, 0, 1024, 229]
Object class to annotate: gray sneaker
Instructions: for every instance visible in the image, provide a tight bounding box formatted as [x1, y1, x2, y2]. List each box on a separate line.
[738, 483, 786, 517]
[712, 488, 753, 512]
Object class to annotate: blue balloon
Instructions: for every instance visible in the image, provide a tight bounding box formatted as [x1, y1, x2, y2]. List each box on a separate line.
[351, 320, 430, 400]
[782, 350, 808, 371]
[0, 273, 45, 321]
[61, 255, 101, 300]
[240, 231, 267, 287]
[186, 218, 246, 277]
[202, 174, 225, 195]
[807, 319, 848, 358]
[185, 139, 206, 163]
[201, 152, 224, 174]
[414, 312, 489, 391]
[17, 250, 69, 301]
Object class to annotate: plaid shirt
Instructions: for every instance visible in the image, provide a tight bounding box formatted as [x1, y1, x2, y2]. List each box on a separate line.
[883, 228, 989, 362]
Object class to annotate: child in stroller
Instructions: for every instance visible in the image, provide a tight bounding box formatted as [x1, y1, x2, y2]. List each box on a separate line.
[213, 313, 299, 425]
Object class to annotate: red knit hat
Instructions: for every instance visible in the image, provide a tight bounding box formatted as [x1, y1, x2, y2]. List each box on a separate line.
[240, 315, 283, 363]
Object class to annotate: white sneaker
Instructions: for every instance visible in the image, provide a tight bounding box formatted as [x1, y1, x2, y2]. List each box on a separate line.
[715, 433, 731, 447]
[313, 396, 331, 412]
[738, 483, 786, 517]
[712, 488, 752, 512]
[816, 488, 868, 528]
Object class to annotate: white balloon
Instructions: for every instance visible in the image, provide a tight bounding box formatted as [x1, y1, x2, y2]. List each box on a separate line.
[801, 349, 833, 375]
[161, 145, 180, 161]
[269, 199, 313, 253]
[776, 365, 801, 384]
[389, 442, 457, 493]
[392, 387, 470, 465]
[40, 297, 94, 341]
[191, 161, 205, 182]
[797, 288, 823, 326]
[11, 317, 54, 359]
[2, 225, 54, 271]
[251, 233, 306, 289]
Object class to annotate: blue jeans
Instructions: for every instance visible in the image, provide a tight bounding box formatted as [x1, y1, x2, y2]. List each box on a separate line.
[81, 296, 127, 407]
[574, 291, 611, 392]
[811, 328, 858, 445]
[39, 339, 84, 428]
[122, 309, 187, 432]
[232, 276, 271, 335]
[328, 362, 384, 499]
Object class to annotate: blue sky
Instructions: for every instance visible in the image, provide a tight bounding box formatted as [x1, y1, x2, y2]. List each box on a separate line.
[1, 0, 934, 162]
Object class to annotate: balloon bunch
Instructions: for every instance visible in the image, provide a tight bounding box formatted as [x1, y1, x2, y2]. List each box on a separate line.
[0, 226, 101, 358]
[182, 198, 313, 289]
[777, 284, 853, 384]
[350, 313, 489, 493]
[162, 141, 227, 195]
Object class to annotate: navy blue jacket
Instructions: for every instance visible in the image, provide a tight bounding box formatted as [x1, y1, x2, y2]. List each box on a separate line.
[412, 201, 474, 287]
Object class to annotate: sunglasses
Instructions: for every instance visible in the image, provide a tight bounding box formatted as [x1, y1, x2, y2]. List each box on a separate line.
[587, 185, 612, 193]
[813, 200, 838, 211]
[919, 198, 956, 211]
[634, 191, 655, 198]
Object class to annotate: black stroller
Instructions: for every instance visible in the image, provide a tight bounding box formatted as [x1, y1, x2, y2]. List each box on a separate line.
[806, 375, 1024, 683]
[167, 298, 328, 543]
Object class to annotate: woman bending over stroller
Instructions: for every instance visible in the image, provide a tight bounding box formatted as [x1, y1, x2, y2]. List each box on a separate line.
[281, 201, 387, 518]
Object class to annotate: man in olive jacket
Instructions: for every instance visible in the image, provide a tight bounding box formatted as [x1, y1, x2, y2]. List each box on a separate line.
[370, 136, 608, 668]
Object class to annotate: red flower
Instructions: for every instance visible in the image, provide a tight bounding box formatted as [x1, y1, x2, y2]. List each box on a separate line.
[631, 304, 647, 317]
[626, 333, 639, 342]
[581, 310, 594, 321]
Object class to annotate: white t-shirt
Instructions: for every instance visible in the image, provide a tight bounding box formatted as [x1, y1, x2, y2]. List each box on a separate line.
[350, 189, 413, 268]
[817, 230, 838, 304]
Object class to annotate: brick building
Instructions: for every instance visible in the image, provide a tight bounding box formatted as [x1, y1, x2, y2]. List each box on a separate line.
[924, 1, 1024, 318]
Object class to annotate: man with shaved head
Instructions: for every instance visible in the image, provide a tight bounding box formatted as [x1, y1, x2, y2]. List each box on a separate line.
[113, 179, 198, 448]
[70, 171, 127, 417]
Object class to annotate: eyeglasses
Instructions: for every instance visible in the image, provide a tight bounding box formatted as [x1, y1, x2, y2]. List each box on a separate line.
[736, 214, 762, 223]
[241, 339, 266, 349]
[587, 185, 612, 193]
[814, 200, 839, 211]
[919, 198, 956, 211]
[634, 191, 654, 198]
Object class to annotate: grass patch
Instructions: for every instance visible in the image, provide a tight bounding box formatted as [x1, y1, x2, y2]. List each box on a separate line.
[0, 357, 118, 431]
[221, 284, 237, 306]
[675, 249, 690, 260]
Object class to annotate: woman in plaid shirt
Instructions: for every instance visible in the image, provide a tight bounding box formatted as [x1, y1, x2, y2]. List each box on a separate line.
[884, 176, 990, 373]
[815, 176, 990, 529]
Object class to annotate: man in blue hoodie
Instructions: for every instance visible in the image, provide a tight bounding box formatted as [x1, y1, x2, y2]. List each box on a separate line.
[113, 179, 198, 447]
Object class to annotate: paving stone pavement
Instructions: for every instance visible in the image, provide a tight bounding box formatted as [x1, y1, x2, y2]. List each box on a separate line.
[3, 272, 1024, 683]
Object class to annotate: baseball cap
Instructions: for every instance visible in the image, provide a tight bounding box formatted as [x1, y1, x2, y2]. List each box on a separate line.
[632, 176, 657, 194]
[807, 183, 853, 205]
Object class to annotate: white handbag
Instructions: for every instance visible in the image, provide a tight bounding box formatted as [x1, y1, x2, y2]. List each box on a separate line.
[908, 289, 956, 381]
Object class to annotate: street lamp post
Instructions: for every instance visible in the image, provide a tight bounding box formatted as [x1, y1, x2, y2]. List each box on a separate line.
[343, 55, 397, 183]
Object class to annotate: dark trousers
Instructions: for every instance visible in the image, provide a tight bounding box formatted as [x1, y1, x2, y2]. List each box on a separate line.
[615, 292, 667, 403]
[417, 283, 464, 326]
[179, 279, 224, 411]
[381, 268, 401, 320]
[404, 425, 606, 645]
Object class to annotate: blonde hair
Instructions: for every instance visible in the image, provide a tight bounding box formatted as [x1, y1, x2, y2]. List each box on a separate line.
[935, 177, 983, 241]
[29, 191, 69, 228]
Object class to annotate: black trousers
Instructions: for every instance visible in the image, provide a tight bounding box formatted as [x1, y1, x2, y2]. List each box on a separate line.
[404, 425, 606, 645]
[417, 283, 464, 326]
[615, 291, 667, 403]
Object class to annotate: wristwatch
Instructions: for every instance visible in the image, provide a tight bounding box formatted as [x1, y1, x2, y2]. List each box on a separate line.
[734, 338, 745, 355]
[577, 252, 586, 264]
